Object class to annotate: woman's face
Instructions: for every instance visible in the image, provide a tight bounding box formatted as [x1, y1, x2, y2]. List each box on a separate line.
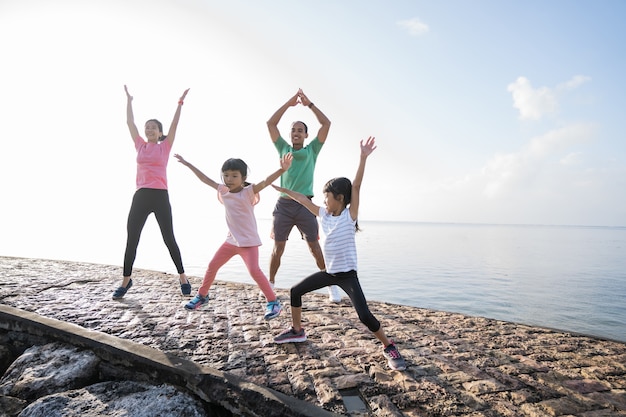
[144, 121, 162, 142]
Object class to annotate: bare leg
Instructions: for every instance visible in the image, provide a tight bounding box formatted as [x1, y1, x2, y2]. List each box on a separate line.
[373, 328, 392, 347]
[291, 306, 303, 331]
[306, 240, 326, 271]
[269, 241, 286, 284]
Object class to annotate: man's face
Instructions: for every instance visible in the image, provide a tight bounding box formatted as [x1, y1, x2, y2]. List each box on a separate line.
[290, 122, 308, 149]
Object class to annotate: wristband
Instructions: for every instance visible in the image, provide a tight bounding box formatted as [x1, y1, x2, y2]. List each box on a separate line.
[178, 100, 184, 105]
[308, 102, 314, 108]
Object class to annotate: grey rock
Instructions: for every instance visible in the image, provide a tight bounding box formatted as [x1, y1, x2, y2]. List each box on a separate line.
[0, 343, 99, 402]
[18, 381, 207, 417]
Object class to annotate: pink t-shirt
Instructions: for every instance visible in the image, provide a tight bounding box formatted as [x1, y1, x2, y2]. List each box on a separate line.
[134, 136, 172, 190]
[217, 184, 262, 247]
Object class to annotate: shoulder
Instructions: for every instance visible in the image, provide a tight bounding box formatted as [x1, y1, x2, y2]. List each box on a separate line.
[306, 137, 323, 152]
[275, 136, 290, 149]
[133, 135, 146, 148]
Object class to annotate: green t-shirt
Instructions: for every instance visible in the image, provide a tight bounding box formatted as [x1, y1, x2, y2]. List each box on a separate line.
[274, 136, 323, 196]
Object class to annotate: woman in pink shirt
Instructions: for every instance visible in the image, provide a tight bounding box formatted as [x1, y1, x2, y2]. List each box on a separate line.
[112, 85, 191, 300]
[173, 153, 292, 321]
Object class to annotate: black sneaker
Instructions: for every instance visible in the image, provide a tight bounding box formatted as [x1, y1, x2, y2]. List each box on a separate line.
[383, 342, 406, 371]
[180, 281, 192, 296]
[274, 327, 307, 343]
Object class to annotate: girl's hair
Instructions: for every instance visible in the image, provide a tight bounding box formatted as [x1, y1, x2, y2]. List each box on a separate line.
[146, 119, 166, 142]
[222, 158, 251, 186]
[323, 177, 361, 231]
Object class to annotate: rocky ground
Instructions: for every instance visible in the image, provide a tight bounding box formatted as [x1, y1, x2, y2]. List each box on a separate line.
[0, 256, 625, 416]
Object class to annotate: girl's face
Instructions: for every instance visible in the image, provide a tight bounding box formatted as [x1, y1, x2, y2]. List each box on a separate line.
[222, 170, 245, 193]
[144, 121, 162, 143]
[324, 191, 344, 216]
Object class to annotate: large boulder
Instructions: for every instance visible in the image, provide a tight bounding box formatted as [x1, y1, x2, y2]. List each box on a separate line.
[18, 381, 208, 417]
[0, 342, 99, 402]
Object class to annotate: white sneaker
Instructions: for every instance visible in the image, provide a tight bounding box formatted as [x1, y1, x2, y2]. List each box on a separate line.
[328, 285, 341, 303]
[260, 282, 275, 297]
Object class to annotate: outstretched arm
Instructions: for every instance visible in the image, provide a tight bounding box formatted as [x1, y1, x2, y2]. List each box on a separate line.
[349, 136, 377, 221]
[165, 88, 190, 146]
[298, 89, 331, 143]
[267, 91, 300, 143]
[271, 184, 321, 217]
[124, 85, 140, 141]
[252, 153, 293, 194]
[174, 154, 219, 190]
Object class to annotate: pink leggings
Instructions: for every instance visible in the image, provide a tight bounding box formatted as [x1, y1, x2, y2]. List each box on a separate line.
[199, 242, 276, 301]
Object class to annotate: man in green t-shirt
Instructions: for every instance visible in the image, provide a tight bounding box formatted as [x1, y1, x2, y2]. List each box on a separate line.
[266, 89, 341, 303]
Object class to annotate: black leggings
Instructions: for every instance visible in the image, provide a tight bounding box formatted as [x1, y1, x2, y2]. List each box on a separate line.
[290, 270, 381, 333]
[123, 188, 185, 277]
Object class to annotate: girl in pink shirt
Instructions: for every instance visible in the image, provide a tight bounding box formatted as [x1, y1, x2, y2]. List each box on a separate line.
[112, 85, 191, 300]
[174, 153, 292, 321]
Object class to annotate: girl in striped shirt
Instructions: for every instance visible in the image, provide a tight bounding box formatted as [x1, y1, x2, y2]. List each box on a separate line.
[272, 137, 406, 371]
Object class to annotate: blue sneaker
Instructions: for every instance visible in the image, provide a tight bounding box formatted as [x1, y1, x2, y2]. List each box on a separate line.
[185, 294, 208, 310]
[112, 279, 133, 300]
[264, 300, 282, 320]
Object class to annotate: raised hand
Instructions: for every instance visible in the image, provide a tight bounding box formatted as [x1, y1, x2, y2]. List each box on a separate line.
[280, 153, 293, 171]
[286, 91, 301, 107]
[179, 88, 190, 102]
[124, 85, 133, 101]
[297, 89, 312, 107]
[360, 136, 377, 157]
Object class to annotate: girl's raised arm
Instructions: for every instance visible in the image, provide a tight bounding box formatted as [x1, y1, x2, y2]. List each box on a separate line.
[165, 88, 190, 146]
[349, 136, 377, 221]
[253, 153, 293, 194]
[271, 184, 321, 217]
[174, 153, 219, 190]
[124, 85, 140, 141]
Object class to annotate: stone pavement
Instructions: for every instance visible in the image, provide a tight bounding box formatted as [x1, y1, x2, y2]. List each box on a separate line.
[1, 256, 625, 416]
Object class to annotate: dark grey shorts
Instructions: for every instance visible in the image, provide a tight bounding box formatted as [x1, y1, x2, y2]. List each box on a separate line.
[271, 197, 319, 242]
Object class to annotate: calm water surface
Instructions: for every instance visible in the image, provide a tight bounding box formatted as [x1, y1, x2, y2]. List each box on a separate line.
[171, 220, 625, 343]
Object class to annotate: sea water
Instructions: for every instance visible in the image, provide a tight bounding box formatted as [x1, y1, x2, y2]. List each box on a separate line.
[162, 220, 626, 343]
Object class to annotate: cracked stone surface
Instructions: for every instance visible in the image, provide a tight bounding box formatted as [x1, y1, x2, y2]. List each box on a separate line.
[1, 256, 625, 416]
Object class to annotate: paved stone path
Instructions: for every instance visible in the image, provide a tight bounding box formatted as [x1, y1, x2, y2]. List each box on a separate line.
[1, 256, 625, 416]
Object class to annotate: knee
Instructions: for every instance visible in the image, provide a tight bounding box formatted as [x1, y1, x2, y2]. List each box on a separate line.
[308, 241, 323, 256]
[358, 312, 380, 332]
[289, 288, 302, 307]
[272, 242, 286, 257]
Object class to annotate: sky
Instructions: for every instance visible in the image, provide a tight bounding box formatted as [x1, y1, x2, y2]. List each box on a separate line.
[1, 0, 625, 265]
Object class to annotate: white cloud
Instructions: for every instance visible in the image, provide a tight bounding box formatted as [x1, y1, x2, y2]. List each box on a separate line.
[557, 75, 591, 91]
[507, 75, 591, 121]
[397, 17, 429, 36]
[481, 123, 595, 198]
[507, 76, 558, 120]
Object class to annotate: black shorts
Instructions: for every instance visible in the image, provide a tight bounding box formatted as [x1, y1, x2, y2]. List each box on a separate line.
[271, 197, 319, 242]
